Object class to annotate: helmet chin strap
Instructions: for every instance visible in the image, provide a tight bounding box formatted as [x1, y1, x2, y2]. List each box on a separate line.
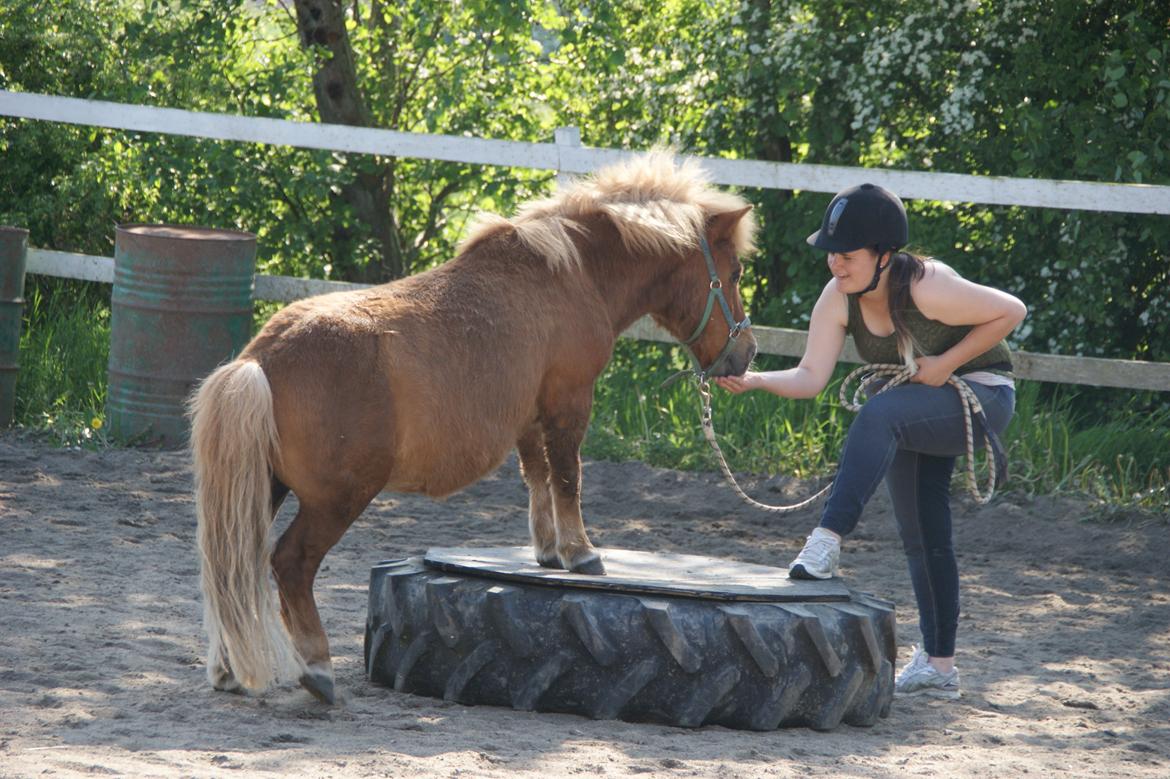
[858, 248, 893, 295]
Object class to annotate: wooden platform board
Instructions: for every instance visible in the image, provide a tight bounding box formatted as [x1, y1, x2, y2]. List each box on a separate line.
[421, 546, 852, 603]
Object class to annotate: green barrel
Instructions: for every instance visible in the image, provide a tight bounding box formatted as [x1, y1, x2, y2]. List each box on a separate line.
[0, 227, 29, 428]
[107, 224, 256, 447]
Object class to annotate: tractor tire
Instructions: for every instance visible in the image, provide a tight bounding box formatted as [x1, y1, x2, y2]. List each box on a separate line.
[365, 552, 895, 731]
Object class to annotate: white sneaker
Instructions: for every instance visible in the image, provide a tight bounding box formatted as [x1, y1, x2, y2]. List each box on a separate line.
[895, 645, 961, 699]
[788, 527, 840, 580]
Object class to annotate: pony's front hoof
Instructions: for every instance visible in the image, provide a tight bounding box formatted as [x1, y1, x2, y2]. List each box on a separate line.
[299, 669, 336, 704]
[536, 552, 565, 569]
[566, 552, 606, 576]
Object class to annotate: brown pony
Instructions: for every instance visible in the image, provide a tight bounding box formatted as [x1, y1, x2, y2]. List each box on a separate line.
[189, 152, 758, 704]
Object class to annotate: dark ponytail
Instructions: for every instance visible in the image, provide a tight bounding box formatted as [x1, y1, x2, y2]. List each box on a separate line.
[882, 249, 927, 369]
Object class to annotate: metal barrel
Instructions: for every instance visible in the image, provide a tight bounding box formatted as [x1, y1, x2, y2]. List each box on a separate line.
[0, 227, 29, 427]
[107, 224, 256, 447]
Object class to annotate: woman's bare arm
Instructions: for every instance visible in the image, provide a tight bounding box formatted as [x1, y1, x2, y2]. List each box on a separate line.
[910, 266, 1027, 386]
[715, 280, 847, 399]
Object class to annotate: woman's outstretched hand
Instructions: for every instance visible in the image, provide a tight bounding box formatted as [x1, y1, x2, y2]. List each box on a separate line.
[713, 372, 763, 395]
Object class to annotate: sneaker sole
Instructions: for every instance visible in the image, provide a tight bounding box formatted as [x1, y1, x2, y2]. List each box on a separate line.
[788, 564, 835, 580]
[895, 687, 961, 700]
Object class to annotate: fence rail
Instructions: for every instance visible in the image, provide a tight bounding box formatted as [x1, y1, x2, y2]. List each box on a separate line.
[4, 91, 1170, 213]
[27, 249, 1170, 392]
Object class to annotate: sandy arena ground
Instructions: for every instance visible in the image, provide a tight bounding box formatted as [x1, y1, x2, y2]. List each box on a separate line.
[0, 434, 1167, 778]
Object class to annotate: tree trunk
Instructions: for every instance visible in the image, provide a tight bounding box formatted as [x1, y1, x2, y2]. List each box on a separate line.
[746, 0, 794, 303]
[293, 0, 405, 282]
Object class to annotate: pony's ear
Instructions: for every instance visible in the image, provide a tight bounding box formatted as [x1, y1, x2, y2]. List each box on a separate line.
[707, 206, 753, 242]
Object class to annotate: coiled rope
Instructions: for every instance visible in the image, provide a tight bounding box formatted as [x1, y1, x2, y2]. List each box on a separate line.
[697, 363, 999, 513]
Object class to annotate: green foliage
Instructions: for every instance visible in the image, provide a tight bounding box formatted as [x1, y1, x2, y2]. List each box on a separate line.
[0, 0, 561, 279]
[528, 1, 1170, 362]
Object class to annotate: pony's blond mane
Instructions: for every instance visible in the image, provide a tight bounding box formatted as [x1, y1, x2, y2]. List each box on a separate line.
[459, 151, 757, 270]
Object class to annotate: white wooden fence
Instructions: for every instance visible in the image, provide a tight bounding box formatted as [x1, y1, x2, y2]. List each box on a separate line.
[4, 91, 1169, 392]
[5, 91, 1169, 213]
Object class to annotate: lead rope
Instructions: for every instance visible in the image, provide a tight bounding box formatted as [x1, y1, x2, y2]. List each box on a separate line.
[697, 364, 998, 512]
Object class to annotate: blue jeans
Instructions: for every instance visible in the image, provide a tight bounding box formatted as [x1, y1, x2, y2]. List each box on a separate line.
[819, 380, 1016, 658]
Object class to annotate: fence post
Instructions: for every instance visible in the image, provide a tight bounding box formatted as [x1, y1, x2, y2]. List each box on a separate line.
[555, 126, 582, 189]
[0, 227, 28, 427]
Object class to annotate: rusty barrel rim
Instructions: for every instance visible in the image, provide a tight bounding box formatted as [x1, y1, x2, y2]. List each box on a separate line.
[112, 224, 255, 313]
[115, 223, 256, 242]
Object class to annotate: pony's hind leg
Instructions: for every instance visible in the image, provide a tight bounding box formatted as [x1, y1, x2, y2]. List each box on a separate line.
[517, 423, 560, 568]
[206, 630, 242, 694]
[271, 491, 374, 704]
[206, 474, 293, 695]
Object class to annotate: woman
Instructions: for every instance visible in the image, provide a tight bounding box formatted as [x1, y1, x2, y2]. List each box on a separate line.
[715, 183, 1026, 699]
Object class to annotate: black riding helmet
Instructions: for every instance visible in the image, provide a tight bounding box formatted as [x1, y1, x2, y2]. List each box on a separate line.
[806, 183, 908, 294]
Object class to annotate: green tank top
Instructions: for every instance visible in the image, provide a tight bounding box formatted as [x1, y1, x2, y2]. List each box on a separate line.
[846, 294, 1014, 376]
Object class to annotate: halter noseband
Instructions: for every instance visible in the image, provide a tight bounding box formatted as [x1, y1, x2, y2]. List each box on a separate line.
[663, 235, 751, 387]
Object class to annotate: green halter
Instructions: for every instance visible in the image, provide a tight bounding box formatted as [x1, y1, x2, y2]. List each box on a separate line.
[663, 235, 751, 387]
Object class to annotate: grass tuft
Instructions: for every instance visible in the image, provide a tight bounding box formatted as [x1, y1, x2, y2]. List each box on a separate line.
[13, 278, 112, 449]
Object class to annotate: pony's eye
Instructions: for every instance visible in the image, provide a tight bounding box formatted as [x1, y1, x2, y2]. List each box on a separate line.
[730, 270, 742, 284]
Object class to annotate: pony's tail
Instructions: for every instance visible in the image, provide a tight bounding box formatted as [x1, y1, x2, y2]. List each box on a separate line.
[188, 359, 301, 694]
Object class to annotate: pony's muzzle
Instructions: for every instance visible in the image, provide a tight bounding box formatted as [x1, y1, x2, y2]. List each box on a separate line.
[714, 333, 757, 378]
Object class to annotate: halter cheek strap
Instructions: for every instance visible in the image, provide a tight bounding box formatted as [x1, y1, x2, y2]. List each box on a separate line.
[662, 235, 751, 387]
